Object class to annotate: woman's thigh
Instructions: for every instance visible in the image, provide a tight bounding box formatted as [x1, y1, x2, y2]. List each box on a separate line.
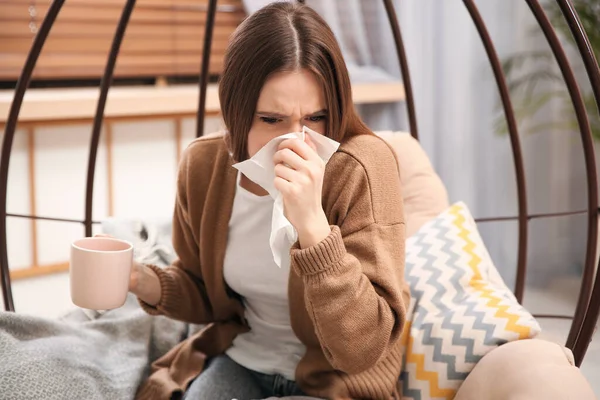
[184, 355, 265, 400]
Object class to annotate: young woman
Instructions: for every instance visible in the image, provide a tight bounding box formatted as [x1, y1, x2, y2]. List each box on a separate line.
[131, 2, 409, 399]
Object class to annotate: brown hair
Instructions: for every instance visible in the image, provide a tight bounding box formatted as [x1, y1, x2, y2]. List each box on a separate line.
[218, 1, 372, 162]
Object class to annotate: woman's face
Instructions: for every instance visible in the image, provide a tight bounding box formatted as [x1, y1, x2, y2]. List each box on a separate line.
[247, 69, 327, 158]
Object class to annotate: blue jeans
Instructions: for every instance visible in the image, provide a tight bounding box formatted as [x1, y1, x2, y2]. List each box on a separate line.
[184, 354, 320, 400]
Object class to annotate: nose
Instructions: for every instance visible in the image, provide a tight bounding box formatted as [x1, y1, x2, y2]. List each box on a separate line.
[290, 120, 303, 133]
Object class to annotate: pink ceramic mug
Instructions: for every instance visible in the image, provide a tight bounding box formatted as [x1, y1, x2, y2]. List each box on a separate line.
[70, 237, 133, 310]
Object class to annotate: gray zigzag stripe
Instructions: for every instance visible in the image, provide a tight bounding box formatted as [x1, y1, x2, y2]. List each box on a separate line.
[429, 216, 463, 309]
[401, 370, 422, 400]
[403, 220, 450, 397]
[435, 216, 484, 368]
[416, 218, 470, 380]
[405, 215, 507, 385]
[424, 216, 503, 368]
[447, 216, 507, 349]
[402, 225, 436, 400]
[419, 320, 469, 380]
[463, 297, 507, 347]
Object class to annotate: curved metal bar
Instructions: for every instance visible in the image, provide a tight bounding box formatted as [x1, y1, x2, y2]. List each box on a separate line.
[7, 213, 90, 224]
[475, 208, 589, 223]
[84, 0, 137, 237]
[554, 0, 600, 365]
[0, 0, 66, 312]
[575, 262, 600, 366]
[382, 0, 419, 140]
[526, 0, 599, 364]
[555, 1, 600, 109]
[533, 314, 574, 320]
[463, 0, 529, 303]
[196, 0, 219, 138]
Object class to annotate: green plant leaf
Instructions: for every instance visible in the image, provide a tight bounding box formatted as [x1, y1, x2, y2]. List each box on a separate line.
[496, 0, 600, 140]
[548, 0, 600, 63]
[525, 120, 579, 135]
[513, 90, 566, 118]
[501, 51, 555, 76]
[507, 69, 563, 97]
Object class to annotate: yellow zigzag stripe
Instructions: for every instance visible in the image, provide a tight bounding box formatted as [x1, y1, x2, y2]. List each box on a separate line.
[450, 204, 531, 339]
[400, 317, 411, 350]
[405, 321, 456, 399]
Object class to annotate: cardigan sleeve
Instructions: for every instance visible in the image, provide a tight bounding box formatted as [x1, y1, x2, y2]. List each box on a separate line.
[138, 146, 214, 324]
[290, 144, 407, 374]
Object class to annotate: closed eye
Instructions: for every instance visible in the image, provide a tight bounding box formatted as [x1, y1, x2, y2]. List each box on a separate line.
[260, 116, 281, 124]
[306, 115, 326, 122]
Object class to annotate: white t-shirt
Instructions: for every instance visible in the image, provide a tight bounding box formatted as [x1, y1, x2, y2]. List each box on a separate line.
[223, 172, 306, 380]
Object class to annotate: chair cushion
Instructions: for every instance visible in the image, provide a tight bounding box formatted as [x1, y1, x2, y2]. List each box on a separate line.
[399, 202, 541, 399]
[375, 131, 449, 237]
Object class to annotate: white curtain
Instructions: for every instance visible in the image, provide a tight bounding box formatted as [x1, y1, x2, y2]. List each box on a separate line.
[241, 0, 589, 292]
[394, 1, 589, 291]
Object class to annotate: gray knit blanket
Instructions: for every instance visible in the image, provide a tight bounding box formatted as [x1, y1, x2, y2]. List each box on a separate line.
[0, 294, 191, 400]
[0, 218, 189, 400]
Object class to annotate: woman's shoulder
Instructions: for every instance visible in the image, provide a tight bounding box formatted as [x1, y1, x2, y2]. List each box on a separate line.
[333, 133, 400, 176]
[176, 132, 233, 193]
[325, 133, 403, 226]
[180, 132, 230, 168]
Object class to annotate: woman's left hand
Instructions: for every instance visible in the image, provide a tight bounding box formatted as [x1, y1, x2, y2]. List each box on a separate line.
[273, 135, 331, 249]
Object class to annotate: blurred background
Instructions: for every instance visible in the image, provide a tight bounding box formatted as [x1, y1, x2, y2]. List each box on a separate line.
[0, 0, 598, 393]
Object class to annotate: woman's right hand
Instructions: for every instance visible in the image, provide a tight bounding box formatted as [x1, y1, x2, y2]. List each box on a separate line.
[129, 261, 144, 292]
[129, 260, 162, 306]
[94, 234, 162, 306]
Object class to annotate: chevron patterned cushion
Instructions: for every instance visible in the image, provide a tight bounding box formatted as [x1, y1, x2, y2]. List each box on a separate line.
[400, 202, 541, 400]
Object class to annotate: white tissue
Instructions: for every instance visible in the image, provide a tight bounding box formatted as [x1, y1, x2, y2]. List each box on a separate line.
[232, 126, 340, 268]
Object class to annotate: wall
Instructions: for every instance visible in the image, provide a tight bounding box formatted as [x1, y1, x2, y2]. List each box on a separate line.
[2, 116, 222, 274]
